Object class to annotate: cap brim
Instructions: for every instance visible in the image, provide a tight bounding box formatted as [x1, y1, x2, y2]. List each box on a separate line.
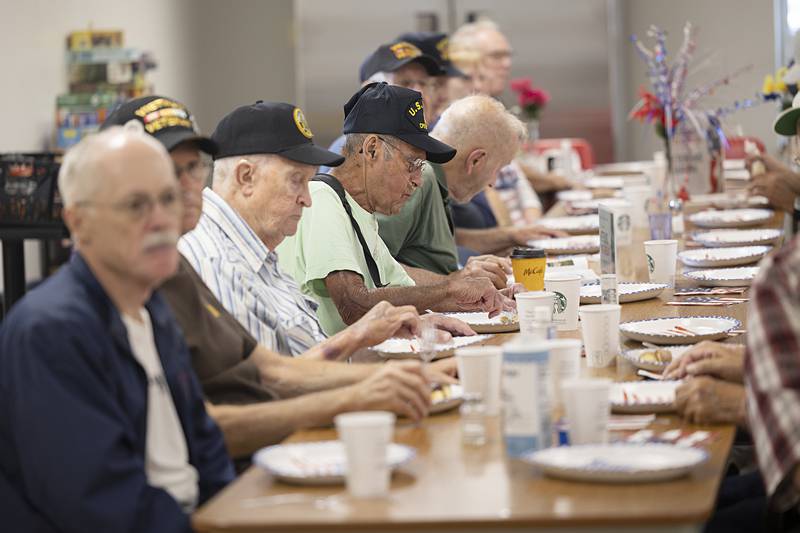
[443, 64, 466, 78]
[280, 143, 346, 167]
[158, 129, 219, 156]
[395, 132, 456, 164]
[774, 107, 800, 136]
[394, 55, 443, 77]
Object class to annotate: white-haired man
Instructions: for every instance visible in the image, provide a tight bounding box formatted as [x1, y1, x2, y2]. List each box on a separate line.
[0, 127, 233, 531]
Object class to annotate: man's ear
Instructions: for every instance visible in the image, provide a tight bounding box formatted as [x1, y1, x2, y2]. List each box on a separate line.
[464, 148, 488, 174]
[234, 159, 256, 196]
[363, 135, 380, 161]
[63, 206, 88, 247]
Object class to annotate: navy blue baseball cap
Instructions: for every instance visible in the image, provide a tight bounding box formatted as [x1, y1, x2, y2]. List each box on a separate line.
[342, 82, 456, 164]
[396, 31, 465, 78]
[358, 40, 443, 83]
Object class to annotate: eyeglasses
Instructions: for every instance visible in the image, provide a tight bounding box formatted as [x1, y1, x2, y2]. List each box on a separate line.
[174, 159, 211, 182]
[484, 49, 513, 62]
[78, 189, 181, 221]
[377, 136, 427, 174]
[392, 78, 438, 92]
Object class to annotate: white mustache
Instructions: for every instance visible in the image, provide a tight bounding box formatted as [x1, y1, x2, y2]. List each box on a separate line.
[142, 231, 179, 251]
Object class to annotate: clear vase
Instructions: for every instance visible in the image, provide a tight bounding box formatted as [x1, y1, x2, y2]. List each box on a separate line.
[526, 119, 540, 142]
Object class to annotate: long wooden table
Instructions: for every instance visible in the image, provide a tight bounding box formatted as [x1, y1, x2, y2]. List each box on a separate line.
[193, 199, 781, 533]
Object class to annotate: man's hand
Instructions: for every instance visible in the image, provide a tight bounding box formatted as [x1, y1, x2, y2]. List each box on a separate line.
[425, 356, 459, 385]
[348, 301, 421, 348]
[663, 341, 745, 383]
[420, 314, 475, 341]
[500, 282, 526, 301]
[749, 171, 800, 213]
[443, 278, 514, 317]
[675, 377, 747, 426]
[508, 225, 568, 246]
[350, 360, 431, 421]
[454, 255, 511, 289]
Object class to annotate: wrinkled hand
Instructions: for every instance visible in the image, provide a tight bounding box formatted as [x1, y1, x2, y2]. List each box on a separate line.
[509, 225, 568, 246]
[352, 360, 431, 421]
[663, 341, 745, 383]
[420, 314, 476, 342]
[349, 301, 421, 348]
[746, 152, 792, 175]
[748, 170, 800, 213]
[500, 282, 525, 303]
[675, 376, 746, 426]
[445, 277, 513, 317]
[425, 356, 459, 385]
[457, 255, 511, 289]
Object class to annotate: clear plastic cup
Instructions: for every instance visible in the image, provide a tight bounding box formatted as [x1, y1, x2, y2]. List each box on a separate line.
[562, 378, 611, 445]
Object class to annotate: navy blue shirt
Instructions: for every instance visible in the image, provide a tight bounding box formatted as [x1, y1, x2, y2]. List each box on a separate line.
[0, 252, 234, 533]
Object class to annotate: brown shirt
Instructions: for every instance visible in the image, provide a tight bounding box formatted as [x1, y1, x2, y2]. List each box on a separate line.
[160, 256, 276, 405]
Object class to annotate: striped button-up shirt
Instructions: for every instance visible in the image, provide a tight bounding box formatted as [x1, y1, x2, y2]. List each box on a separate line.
[179, 188, 326, 356]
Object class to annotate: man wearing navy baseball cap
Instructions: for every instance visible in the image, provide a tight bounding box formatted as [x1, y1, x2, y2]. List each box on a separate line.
[278, 82, 514, 335]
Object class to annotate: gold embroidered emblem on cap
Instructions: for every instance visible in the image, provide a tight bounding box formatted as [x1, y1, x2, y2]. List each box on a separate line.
[293, 107, 314, 139]
[406, 100, 428, 130]
[134, 98, 193, 134]
[436, 37, 450, 61]
[390, 42, 422, 60]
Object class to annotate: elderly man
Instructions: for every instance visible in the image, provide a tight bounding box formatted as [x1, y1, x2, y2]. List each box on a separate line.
[377, 94, 556, 285]
[278, 83, 513, 335]
[0, 127, 233, 532]
[104, 97, 452, 460]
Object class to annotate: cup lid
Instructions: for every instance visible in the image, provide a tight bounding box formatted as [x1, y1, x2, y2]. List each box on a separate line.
[511, 247, 545, 259]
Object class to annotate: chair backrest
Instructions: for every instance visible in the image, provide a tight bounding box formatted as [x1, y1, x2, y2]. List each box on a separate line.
[527, 138, 595, 170]
[724, 136, 766, 159]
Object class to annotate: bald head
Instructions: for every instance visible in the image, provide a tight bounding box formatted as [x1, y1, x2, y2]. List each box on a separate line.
[450, 19, 512, 97]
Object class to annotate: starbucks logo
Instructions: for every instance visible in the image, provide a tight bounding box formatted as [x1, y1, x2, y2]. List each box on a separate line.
[617, 214, 631, 232]
[553, 291, 567, 314]
[647, 253, 655, 273]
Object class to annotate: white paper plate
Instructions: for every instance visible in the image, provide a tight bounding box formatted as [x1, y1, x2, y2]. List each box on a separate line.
[689, 208, 774, 229]
[430, 384, 463, 414]
[594, 161, 654, 175]
[619, 316, 741, 345]
[525, 444, 707, 483]
[622, 346, 690, 372]
[692, 228, 782, 248]
[567, 198, 631, 214]
[584, 177, 625, 189]
[557, 190, 593, 203]
[610, 381, 680, 414]
[538, 215, 599, 234]
[684, 266, 759, 287]
[441, 312, 519, 333]
[528, 235, 600, 255]
[371, 335, 491, 359]
[580, 282, 667, 304]
[678, 246, 770, 268]
[254, 441, 415, 485]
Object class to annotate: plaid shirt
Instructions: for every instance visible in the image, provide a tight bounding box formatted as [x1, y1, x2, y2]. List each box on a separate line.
[494, 160, 541, 225]
[746, 234, 800, 511]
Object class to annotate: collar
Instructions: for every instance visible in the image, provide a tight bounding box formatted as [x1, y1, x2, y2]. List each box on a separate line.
[429, 162, 449, 200]
[200, 188, 274, 272]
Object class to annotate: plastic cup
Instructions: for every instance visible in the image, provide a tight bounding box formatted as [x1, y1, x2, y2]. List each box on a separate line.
[578, 304, 621, 368]
[538, 338, 583, 414]
[456, 346, 503, 416]
[334, 411, 395, 498]
[644, 239, 678, 286]
[544, 274, 581, 331]
[511, 247, 546, 291]
[516, 291, 555, 336]
[623, 185, 651, 229]
[562, 378, 611, 445]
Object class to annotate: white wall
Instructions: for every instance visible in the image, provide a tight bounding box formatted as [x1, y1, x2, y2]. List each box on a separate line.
[620, 0, 777, 161]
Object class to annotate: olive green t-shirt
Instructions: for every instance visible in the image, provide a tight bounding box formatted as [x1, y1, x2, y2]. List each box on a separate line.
[377, 163, 459, 275]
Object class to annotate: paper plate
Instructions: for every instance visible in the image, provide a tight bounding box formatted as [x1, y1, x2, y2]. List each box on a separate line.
[442, 312, 519, 333]
[692, 228, 782, 248]
[254, 441, 415, 485]
[557, 190, 593, 203]
[538, 215, 599, 235]
[584, 177, 625, 190]
[371, 335, 491, 360]
[688, 208, 774, 229]
[684, 266, 759, 287]
[619, 316, 741, 345]
[580, 282, 667, 304]
[610, 380, 680, 414]
[622, 346, 690, 372]
[430, 384, 463, 415]
[525, 444, 707, 483]
[566, 198, 631, 215]
[528, 235, 600, 255]
[678, 246, 770, 268]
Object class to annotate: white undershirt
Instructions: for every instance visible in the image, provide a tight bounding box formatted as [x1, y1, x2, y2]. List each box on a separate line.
[122, 309, 199, 512]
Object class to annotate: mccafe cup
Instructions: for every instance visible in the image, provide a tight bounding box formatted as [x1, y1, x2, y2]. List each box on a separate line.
[511, 247, 546, 291]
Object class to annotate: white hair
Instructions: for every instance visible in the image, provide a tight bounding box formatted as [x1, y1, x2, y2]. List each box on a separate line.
[450, 17, 501, 58]
[363, 71, 390, 86]
[57, 125, 165, 207]
[433, 94, 526, 155]
[212, 154, 274, 193]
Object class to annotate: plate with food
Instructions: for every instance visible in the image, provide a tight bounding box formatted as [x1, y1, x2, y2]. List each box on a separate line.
[684, 266, 759, 287]
[254, 441, 415, 485]
[524, 444, 707, 483]
[537, 215, 599, 235]
[580, 282, 667, 304]
[609, 380, 680, 414]
[430, 384, 463, 414]
[370, 335, 491, 360]
[688, 208, 774, 229]
[619, 316, 741, 345]
[691, 228, 782, 248]
[622, 346, 689, 372]
[528, 235, 600, 255]
[442, 312, 519, 333]
[557, 189, 593, 203]
[583, 177, 625, 190]
[678, 246, 770, 268]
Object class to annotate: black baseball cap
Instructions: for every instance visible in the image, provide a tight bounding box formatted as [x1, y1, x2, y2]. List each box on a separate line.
[210, 101, 345, 166]
[396, 32, 466, 78]
[102, 95, 218, 155]
[343, 82, 456, 164]
[358, 40, 443, 83]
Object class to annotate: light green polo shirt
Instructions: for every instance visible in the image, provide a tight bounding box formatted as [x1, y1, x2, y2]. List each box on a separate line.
[377, 163, 459, 275]
[277, 180, 415, 335]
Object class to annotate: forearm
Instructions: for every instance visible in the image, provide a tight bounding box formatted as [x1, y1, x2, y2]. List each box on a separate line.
[455, 227, 514, 255]
[296, 324, 364, 361]
[206, 388, 360, 458]
[403, 264, 449, 286]
[335, 283, 449, 324]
